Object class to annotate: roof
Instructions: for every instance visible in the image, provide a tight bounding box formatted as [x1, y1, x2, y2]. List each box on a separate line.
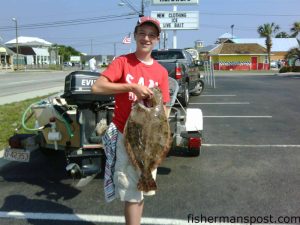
[5, 36, 52, 46]
[32, 47, 49, 56]
[198, 44, 218, 53]
[219, 32, 237, 39]
[209, 43, 268, 55]
[231, 38, 299, 52]
[8, 46, 35, 55]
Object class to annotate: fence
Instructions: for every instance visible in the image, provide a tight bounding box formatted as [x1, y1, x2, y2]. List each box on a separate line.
[203, 61, 216, 88]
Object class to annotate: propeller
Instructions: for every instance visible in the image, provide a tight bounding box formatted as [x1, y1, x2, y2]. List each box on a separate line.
[66, 163, 99, 187]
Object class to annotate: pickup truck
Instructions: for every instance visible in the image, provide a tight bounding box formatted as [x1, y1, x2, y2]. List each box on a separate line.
[151, 48, 203, 107]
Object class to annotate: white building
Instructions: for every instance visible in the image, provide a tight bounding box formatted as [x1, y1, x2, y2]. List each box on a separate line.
[5, 36, 59, 65]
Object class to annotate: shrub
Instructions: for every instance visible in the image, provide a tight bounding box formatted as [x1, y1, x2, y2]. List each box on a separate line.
[279, 66, 292, 73]
[292, 66, 300, 72]
[279, 66, 300, 73]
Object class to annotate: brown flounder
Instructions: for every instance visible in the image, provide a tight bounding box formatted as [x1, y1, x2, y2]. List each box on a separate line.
[123, 87, 171, 192]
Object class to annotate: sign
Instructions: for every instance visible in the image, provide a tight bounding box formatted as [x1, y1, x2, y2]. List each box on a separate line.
[70, 56, 81, 62]
[152, 0, 199, 5]
[151, 11, 199, 30]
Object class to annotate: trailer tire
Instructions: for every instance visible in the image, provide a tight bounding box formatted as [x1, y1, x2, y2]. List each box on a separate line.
[187, 147, 201, 157]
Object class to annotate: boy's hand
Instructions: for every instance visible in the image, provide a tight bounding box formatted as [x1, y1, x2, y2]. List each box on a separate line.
[132, 84, 154, 101]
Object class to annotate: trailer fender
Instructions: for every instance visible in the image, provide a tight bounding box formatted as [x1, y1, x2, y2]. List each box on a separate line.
[185, 108, 203, 131]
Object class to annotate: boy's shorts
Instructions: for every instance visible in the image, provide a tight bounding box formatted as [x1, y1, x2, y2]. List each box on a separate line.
[113, 131, 157, 203]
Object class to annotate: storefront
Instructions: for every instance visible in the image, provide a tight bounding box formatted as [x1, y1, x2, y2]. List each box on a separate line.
[209, 43, 269, 71]
[0, 45, 14, 70]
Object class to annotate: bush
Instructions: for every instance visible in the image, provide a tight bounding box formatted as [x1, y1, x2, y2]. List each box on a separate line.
[279, 66, 292, 73]
[279, 66, 300, 73]
[292, 66, 300, 72]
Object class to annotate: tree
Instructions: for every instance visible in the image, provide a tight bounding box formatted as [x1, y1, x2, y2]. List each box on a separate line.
[257, 23, 280, 69]
[290, 22, 300, 38]
[275, 32, 290, 38]
[285, 48, 300, 66]
[51, 44, 81, 63]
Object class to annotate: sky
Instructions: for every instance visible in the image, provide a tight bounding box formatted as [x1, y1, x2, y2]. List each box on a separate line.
[0, 0, 299, 56]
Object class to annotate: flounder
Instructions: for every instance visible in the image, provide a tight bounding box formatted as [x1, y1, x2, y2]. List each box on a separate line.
[123, 87, 171, 192]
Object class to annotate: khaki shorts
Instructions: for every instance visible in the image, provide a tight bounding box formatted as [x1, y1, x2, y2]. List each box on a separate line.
[113, 131, 157, 203]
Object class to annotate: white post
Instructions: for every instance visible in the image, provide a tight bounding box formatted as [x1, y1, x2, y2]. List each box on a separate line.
[173, 5, 177, 49]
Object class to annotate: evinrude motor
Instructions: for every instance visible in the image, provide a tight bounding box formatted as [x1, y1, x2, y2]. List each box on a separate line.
[62, 71, 114, 178]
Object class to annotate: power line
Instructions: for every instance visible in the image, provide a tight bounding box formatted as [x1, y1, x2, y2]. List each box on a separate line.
[0, 13, 138, 31]
[199, 11, 300, 17]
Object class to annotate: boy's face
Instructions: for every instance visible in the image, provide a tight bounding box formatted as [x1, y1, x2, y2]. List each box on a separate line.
[135, 24, 160, 53]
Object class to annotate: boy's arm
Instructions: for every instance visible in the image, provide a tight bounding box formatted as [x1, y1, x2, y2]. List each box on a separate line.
[164, 105, 171, 118]
[91, 75, 154, 101]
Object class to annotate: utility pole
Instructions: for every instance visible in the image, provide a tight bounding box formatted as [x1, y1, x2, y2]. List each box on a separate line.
[12, 18, 19, 70]
[90, 39, 93, 55]
[114, 42, 116, 57]
[163, 31, 168, 49]
[140, 0, 144, 17]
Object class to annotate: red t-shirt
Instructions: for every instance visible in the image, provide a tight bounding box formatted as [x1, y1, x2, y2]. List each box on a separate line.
[101, 53, 170, 133]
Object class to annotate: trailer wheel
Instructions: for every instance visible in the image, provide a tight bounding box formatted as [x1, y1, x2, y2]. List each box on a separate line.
[187, 147, 201, 157]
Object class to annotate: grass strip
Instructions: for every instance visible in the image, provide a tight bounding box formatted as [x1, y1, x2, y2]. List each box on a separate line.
[0, 94, 55, 150]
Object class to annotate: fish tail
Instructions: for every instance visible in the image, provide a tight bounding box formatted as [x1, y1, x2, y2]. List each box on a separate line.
[137, 172, 157, 192]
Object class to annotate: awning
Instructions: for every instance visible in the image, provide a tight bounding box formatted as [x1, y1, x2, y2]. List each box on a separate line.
[32, 47, 49, 56]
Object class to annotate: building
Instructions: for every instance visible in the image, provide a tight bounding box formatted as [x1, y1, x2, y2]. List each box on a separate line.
[0, 44, 27, 70]
[217, 32, 237, 43]
[81, 55, 115, 67]
[5, 36, 60, 67]
[198, 44, 218, 61]
[209, 43, 269, 70]
[228, 38, 299, 61]
[0, 44, 14, 69]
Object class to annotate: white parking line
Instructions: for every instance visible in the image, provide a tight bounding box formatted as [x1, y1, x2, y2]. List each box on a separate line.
[203, 116, 272, 118]
[201, 95, 236, 97]
[0, 211, 189, 224]
[203, 144, 300, 148]
[190, 102, 250, 105]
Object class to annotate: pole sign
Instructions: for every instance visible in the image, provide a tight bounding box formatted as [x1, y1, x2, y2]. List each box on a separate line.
[151, 11, 199, 30]
[152, 0, 199, 5]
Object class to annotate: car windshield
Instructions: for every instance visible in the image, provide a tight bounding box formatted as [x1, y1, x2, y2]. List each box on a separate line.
[151, 51, 184, 60]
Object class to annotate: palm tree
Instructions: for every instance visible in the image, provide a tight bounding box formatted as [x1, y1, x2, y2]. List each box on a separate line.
[290, 22, 300, 38]
[257, 23, 280, 69]
[275, 32, 290, 38]
[285, 48, 300, 66]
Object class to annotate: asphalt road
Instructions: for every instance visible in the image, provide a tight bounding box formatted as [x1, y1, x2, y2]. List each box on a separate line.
[0, 71, 69, 105]
[0, 72, 300, 225]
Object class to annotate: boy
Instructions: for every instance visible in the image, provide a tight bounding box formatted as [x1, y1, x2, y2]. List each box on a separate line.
[92, 16, 169, 225]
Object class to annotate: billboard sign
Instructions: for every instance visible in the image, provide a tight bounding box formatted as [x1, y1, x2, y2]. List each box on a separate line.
[151, 11, 199, 30]
[70, 56, 81, 62]
[152, 0, 199, 5]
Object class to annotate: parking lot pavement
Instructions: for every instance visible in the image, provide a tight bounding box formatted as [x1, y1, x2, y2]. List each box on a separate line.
[184, 73, 300, 217]
[0, 72, 300, 224]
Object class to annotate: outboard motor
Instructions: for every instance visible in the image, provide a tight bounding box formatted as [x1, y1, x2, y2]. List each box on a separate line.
[62, 71, 114, 177]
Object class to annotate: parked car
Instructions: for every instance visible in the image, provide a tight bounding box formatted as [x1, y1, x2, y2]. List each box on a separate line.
[63, 62, 72, 67]
[151, 49, 204, 107]
[270, 60, 278, 68]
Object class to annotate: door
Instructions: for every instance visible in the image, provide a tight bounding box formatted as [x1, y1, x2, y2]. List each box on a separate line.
[251, 57, 258, 70]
